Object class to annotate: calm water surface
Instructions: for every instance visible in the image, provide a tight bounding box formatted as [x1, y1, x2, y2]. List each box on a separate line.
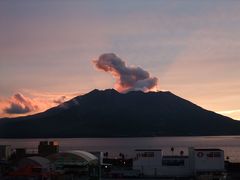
[1, 136, 240, 162]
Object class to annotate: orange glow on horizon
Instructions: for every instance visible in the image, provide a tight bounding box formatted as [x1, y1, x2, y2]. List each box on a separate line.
[0, 91, 78, 118]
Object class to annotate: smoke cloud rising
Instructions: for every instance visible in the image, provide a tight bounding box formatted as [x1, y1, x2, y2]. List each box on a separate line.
[53, 96, 66, 104]
[4, 93, 38, 114]
[93, 53, 158, 92]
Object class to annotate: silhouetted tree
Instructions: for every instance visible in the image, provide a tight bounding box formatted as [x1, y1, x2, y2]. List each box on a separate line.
[104, 152, 108, 158]
[119, 153, 125, 159]
[171, 147, 174, 155]
[180, 150, 184, 156]
[226, 156, 230, 161]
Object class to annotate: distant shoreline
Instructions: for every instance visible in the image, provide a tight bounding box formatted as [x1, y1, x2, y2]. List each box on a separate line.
[1, 134, 240, 139]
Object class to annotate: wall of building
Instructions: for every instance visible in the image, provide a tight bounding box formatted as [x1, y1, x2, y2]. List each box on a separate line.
[189, 148, 225, 173]
[160, 156, 192, 177]
[0, 145, 11, 160]
[133, 148, 225, 177]
[133, 150, 162, 176]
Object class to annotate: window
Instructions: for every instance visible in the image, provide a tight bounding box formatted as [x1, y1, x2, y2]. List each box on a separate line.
[162, 159, 185, 166]
[137, 152, 154, 158]
[142, 152, 154, 157]
[207, 152, 221, 158]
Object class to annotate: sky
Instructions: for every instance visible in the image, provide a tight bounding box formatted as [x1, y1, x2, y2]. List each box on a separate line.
[0, 0, 240, 120]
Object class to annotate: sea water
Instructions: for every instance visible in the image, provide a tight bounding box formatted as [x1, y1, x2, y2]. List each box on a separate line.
[1, 136, 240, 162]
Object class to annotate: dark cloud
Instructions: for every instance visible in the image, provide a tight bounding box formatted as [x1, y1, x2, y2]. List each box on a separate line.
[4, 93, 38, 114]
[5, 103, 32, 114]
[93, 53, 158, 92]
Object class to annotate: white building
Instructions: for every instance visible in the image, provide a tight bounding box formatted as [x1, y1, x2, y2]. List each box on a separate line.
[133, 147, 225, 178]
[189, 148, 225, 175]
[161, 155, 191, 177]
[133, 149, 162, 176]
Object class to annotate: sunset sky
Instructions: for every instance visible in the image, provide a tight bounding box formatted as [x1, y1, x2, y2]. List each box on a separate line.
[0, 1, 240, 120]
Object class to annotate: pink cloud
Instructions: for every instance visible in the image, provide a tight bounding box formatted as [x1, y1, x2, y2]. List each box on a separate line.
[3, 93, 38, 114]
[0, 91, 78, 118]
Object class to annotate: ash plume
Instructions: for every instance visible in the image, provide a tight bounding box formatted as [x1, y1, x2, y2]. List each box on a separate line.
[93, 53, 158, 92]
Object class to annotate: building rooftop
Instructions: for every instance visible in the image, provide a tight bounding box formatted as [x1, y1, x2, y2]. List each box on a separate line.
[194, 148, 223, 151]
[26, 156, 50, 168]
[67, 150, 98, 162]
[135, 149, 162, 151]
[163, 155, 188, 159]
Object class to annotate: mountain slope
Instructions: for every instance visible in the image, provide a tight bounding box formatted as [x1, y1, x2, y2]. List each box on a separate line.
[0, 89, 240, 138]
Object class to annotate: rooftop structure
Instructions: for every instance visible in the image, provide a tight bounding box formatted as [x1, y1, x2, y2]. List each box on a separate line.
[0, 145, 11, 160]
[8, 156, 52, 178]
[47, 150, 99, 178]
[38, 141, 59, 156]
[48, 150, 98, 170]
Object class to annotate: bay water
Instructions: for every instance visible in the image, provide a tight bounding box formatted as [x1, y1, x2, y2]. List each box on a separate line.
[1, 136, 240, 162]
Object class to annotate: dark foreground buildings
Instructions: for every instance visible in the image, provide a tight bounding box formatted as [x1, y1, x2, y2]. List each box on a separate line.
[1, 141, 240, 179]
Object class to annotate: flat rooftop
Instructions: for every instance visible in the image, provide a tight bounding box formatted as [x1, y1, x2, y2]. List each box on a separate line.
[163, 155, 188, 158]
[194, 148, 223, 151]
[135, 149, 162, 151]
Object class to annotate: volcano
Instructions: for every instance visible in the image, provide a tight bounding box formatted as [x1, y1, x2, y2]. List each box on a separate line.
[0, 89, 240, 138]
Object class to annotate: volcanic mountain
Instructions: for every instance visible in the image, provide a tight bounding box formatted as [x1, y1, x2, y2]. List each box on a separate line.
[0, 89, 240, 138]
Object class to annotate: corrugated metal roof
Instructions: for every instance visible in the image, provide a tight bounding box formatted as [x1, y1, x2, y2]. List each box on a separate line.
[67, 150, 98, 162]
[27, 156, 50, 167]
